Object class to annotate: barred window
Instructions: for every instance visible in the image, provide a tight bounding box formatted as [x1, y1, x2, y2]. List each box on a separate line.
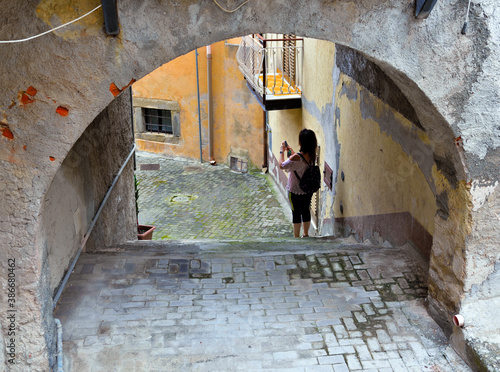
[143, 108, 172, 134]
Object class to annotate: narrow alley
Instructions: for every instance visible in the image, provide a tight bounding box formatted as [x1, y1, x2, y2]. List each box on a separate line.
[135, 152, 293, 240]
[53, 153, 471, 371]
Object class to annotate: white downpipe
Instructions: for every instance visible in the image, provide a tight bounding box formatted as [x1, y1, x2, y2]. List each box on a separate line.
[54, 318, 63, 372]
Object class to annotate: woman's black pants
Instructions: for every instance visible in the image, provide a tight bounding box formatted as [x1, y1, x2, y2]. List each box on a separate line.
[289, 192, 313, 224]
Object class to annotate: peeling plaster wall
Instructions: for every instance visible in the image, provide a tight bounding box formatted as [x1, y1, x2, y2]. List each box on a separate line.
[70, 90, 137, 252]
[270, 40, 438, 257]
[301, 39, 337, 235]
[35, 90, 136, 367]
[333, 73, 436, 253]
[41, 153, 88, 293]
[0, 0, 499, 370]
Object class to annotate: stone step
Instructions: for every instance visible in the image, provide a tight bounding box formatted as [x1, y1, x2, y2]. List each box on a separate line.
[98, 236, 400, 258]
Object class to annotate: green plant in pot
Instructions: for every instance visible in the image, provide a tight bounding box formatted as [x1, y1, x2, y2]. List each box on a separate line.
[135, 174, 155, 240]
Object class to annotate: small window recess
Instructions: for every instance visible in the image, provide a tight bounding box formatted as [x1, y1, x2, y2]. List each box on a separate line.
[230, 157, 248, 173]
[143, 108, 172, 134]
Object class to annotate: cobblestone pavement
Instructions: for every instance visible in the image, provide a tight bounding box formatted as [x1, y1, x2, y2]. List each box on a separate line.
[135, 152, 293, 240]
[54, 240, 471, 371]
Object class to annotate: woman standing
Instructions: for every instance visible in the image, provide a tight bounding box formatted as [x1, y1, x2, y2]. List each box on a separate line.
[279, 129, 318, 238]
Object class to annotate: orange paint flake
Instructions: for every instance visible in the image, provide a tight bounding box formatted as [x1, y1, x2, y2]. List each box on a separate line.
[1, 122, 13, 140]
[23, 145, 27, 150]
[110, 79, 136, 97]
[56, 106, 69, 116]
[49, 156, 55, 161]
[21, 93, 34, 105]
[26, 86, 37, 96]
[110, 83, 121, 97]
[1, 127, 14, 140]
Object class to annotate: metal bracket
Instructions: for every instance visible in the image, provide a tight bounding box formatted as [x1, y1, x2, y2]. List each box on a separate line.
[102, 0, 119, 35]
[415, 0, 438, 19]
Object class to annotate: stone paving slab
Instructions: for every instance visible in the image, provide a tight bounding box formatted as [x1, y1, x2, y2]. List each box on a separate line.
[135, 152, 293, 240]
[54, 241, 471, 371]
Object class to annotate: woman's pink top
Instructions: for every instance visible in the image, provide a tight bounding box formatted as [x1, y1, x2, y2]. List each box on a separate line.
[281, 154, 309, 195]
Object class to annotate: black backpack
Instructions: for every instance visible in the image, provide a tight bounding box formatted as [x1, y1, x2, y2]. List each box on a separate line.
[294, 153, 321, 194]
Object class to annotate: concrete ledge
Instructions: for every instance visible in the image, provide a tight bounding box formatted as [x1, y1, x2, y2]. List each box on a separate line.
[451, 296, 500, 371]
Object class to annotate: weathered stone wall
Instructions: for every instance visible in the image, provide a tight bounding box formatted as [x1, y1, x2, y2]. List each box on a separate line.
[82, 90, 137, 252]
[0, 0, 498, 370]
[0, 86, 135, 370]
[40, 89, 136, 295]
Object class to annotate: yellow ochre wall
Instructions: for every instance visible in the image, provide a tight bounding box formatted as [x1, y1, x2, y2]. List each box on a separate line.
[269, 109, 302, 158]
[269, 38, 332, 190]
[268, 37, 437, 250]
[300, 38, 335, 215]
[132, 39, 264, 168]
[211, 40, 265, 167]
[334, 75, 436, 235]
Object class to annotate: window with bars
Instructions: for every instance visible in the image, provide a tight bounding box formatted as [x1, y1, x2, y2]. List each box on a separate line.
[143, 108, 173, 134]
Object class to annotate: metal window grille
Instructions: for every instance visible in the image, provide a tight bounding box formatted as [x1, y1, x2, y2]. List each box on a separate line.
[230, 156, 248, 173]
[143, 108, 172, 134]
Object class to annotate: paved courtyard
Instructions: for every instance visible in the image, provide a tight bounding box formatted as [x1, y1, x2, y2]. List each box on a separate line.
[54, 240, 470, 371]
[135, 152, 293, 240]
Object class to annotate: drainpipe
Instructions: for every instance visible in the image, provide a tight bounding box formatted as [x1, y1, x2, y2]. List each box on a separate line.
[261, 38, 268, 170]
[195, 49, 203, 163]
[54, 318, 63, 372]
[207, 45, 216, 165]
[262, 109, 268, 170]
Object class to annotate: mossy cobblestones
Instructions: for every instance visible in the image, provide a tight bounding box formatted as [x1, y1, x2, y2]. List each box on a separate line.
[135, 152, 291, 240]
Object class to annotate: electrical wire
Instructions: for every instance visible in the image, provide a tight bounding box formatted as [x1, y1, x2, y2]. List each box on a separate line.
[0, 4, 102, 44]
[213, 0, 250, 13]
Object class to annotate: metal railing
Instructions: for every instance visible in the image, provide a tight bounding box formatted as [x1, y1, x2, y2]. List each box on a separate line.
[236, 34, 303, 98]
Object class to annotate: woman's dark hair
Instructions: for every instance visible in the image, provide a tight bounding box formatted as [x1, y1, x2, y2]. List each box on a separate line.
[299, 129, 317, 156]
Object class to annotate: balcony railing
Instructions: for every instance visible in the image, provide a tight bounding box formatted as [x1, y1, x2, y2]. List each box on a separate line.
[236, 34, 303, 110]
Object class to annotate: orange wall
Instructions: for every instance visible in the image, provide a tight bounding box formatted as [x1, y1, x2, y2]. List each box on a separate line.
[132, 40, 264, 168]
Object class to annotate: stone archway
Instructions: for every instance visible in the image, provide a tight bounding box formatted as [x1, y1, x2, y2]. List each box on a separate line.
[1, 1, 498, 370]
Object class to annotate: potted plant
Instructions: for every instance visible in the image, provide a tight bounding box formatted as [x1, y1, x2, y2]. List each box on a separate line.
[135, 174, 155, 240]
